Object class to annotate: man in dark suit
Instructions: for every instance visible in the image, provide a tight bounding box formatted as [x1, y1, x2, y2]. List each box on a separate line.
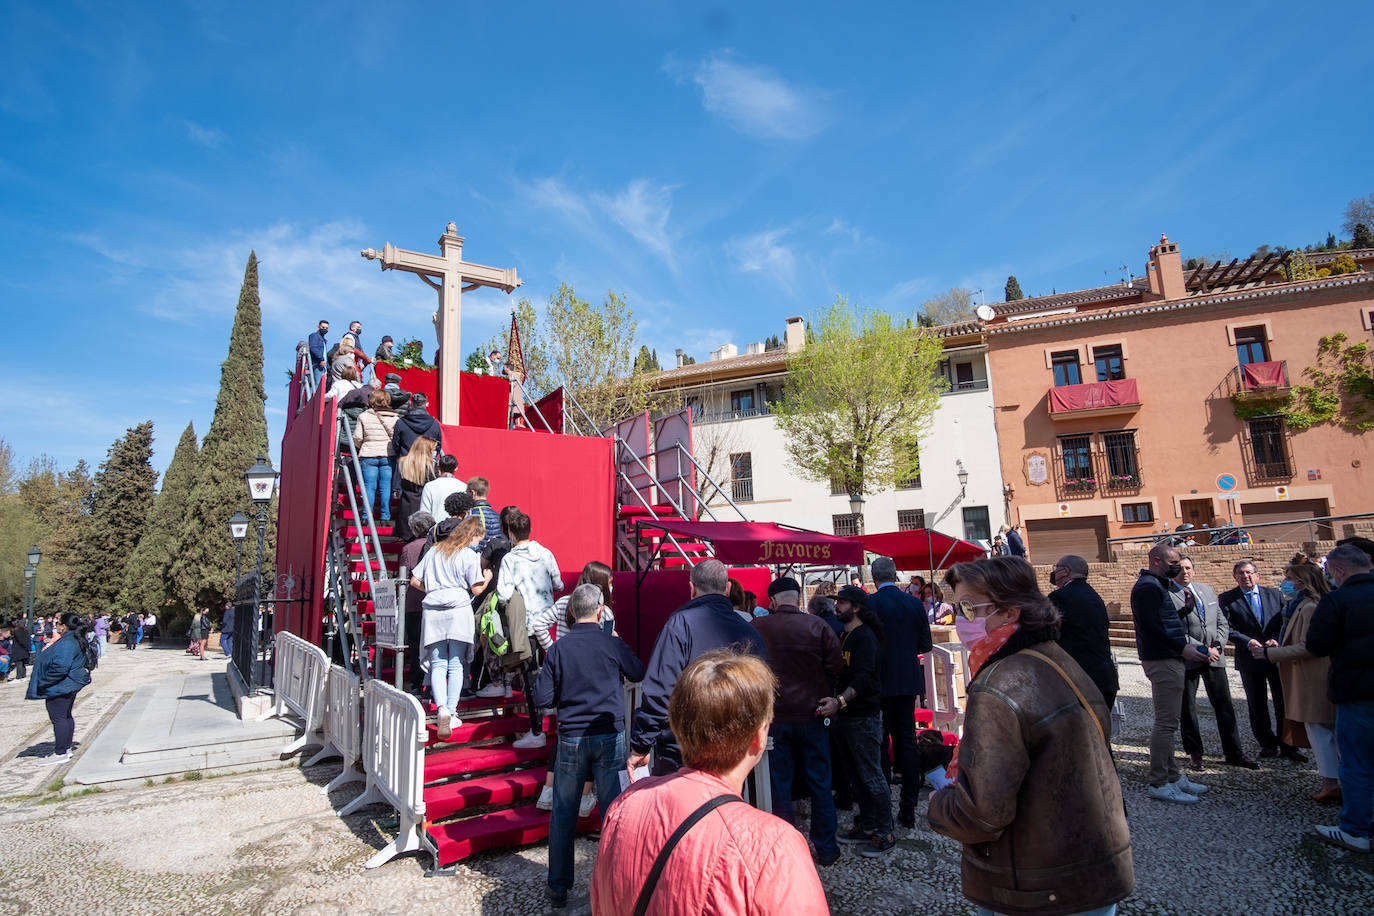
[1174, 557, 1258, 769]
[1220, 559, 1303, 760]
[1048, 555, 1118, 708]
[868, 556, 933, 828]
[1005, 525, 1027, 559]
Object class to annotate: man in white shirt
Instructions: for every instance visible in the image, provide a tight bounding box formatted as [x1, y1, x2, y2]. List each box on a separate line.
[497, 509, 564, 749]
[419, 455, 467, 522]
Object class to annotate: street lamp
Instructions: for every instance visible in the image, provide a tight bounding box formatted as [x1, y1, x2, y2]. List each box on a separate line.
[24, 544, 41, 631]
[243, 456, 278, 686]
[229, 511, 250, 585]
[956, 461, 969, 496]
[848, 489, 866, 538]
[27, 545, 41, 567]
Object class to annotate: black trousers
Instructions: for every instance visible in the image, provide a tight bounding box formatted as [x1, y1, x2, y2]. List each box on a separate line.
[880, 694, 921, 812]
[1180, 664, 1245, 759]
[1238, 663, 1287, 751]
[46, 693, 76, 755]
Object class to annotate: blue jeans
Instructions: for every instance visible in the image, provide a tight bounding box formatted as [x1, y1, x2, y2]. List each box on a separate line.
[1337, 701, 1374, 838]
[427, 640, 469, 712]
[769, 721, 839, 856]
[220, 633, 233, 658]
[837, 715, 893, 837]
[549, 731, 626, 895]
[359, 456, 393, 521]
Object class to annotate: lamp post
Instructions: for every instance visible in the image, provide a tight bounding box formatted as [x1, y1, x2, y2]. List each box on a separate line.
[229, 512, 250, 586]
[244, 456, 279, 687]
[956, 461, 969, 497]
[24, 544, 41, 631]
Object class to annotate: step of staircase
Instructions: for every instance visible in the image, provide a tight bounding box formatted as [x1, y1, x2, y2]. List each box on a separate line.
[343, 524, 396, 540]
[348, 540, 402, 558]
[423, 768, 547, 821]
[425, 742, 551, 782]
[426, 714, 552, 748]
[428, 804, 600, 867]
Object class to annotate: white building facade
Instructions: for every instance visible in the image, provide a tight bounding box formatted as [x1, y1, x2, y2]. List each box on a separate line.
[654, 319, 1008, 547]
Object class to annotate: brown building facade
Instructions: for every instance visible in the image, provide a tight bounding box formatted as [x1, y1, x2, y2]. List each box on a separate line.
[984, 236, 1374, 561]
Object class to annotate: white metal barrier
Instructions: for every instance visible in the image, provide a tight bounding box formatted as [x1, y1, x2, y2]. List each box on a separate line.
[261, 631, 330, 755]
[924, 643, 971, 735]
[341, 678, 428, 869]
[304, 664, 363, 794]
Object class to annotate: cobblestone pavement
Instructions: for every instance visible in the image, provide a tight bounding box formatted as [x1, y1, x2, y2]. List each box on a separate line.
[1, 646, 1371, 915]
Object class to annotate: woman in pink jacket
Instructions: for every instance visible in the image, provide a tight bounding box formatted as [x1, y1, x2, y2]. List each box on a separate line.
[590, 649, 829, 916]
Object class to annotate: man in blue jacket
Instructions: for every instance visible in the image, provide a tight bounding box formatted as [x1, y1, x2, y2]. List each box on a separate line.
[1132, 544, 1211, 804]
[868, 556, 932, 828]
[626, 558, 767, 777]
[1306, 544, 1374, 853]
[307, 319, 329, 386]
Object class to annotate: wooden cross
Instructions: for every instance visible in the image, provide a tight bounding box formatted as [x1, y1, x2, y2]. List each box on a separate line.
[361, 222, 522, 425]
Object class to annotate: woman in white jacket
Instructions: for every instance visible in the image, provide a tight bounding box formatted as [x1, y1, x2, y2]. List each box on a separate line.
[411, 516, 490, 739]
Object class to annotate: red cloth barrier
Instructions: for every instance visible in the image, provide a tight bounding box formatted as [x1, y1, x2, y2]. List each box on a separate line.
[1048, 378, 1140, 413]
[273, 384, 338, 645]
[1242, 361, 1285, 389]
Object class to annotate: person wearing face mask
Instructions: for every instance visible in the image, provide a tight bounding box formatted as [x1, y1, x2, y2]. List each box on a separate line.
[928, 557, 1133, 916]
[1306, 544, 1374, 853]
[1132, 544, 1212, 804]
[1220, 560, 1300, 761]
[1048, 555, 1118, 709]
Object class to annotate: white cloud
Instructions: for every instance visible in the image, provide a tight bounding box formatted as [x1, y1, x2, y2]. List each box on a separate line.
[826, 217, 864, 247]
[674, 52, 830, 141]
[184, 119, 224, 147]
[595, 179, 677, 270]
[728, 227, 798, 293]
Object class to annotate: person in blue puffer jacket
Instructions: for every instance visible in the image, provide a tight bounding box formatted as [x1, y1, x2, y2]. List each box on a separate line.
[26, 612, 95, 766]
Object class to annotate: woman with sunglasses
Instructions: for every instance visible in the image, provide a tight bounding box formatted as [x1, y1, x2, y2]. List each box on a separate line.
[927, 556, 1133, 916]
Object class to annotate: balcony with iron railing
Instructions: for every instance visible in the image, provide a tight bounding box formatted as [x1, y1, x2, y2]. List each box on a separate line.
[695, 404, 776, 424]
[1048, 378, 1142, 421]
[731, 478, 755, 502]
[1051, 445, 1143, 499]
[1219, 360, 1291, 401]
[942, 377, 990, 395]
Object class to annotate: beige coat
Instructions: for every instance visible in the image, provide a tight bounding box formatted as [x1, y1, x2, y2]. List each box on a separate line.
[352, 408, 398, 458]
[1266, 594, 1336, 725]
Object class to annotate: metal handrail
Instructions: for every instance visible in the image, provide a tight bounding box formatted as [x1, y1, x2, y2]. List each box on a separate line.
[1105, 511, 1374, 546]
[338, 413, 390, 580]
[615, 466, 699, 569]
[335, 411, 392, 680]
[504, 374, 556, 434]
[670, 442, 751, 522]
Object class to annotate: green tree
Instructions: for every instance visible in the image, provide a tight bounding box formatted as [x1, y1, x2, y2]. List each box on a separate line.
[116, 423, 198, 617]
[917, 287, 974, 327]
[764, 333, 783, 351]
[1004, 276, 1024, 302]
[772, 296, 947, 501]
[18, 456, 93, 612]
[633, 345, 661, 374]
[173, 253, 272, 610]
[1344, 193, 1374, 237]
[1287, 250, 1317, 281]
[1330, 253, 1360, 276]
[464, 345, 489, 373]
[69, 422, 157, 611]
[0, 440, 41, 616]
[1354, 223, 1374, 250]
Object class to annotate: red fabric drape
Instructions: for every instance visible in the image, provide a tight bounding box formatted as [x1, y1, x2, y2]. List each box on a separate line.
[1242, 361, 1285, 389]
[1048, 378, 1140, 413]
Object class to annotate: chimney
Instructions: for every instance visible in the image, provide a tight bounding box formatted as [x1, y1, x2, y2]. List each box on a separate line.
[784, 316, 805, 353]
[745, 342, 764, 356]
[1146, 233, 1185, 301]
[674, 348, 686, 368]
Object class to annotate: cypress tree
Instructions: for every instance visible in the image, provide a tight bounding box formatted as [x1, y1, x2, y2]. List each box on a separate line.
[1004, 275, 1024, 301]
[116, 422, 198, 619]
[173, 253, 272, 610]
[69, 422, 157, 611]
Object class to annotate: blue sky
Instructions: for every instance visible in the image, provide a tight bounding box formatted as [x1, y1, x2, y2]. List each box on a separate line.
[2, 0, 1371, 477]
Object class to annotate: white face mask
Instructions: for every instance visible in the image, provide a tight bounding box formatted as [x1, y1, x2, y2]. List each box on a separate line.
[954, 615, 989, 647]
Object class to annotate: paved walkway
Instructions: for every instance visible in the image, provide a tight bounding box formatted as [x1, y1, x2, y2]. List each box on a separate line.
[0, 645, 1371, 915]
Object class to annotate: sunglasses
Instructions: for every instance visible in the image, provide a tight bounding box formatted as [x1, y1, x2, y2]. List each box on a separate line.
[957, 599, 997, 621]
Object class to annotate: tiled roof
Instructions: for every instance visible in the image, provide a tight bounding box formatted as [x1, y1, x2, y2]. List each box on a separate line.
[991, 282, 1147, 317]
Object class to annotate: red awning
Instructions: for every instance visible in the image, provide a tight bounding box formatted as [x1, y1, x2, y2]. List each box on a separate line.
[851, 529, 987, 571]
[635, 519, 866, 566]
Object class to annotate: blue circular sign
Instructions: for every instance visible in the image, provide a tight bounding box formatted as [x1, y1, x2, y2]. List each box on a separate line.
[1216, 474, 1237, 492]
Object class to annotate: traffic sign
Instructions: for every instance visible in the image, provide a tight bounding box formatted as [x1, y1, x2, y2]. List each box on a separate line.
[1216, 474, 1237, 492]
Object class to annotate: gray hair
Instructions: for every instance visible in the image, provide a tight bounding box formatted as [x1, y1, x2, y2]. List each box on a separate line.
[408, 511, 436, 538]
[1328, 544, 1373, 572]
[1058, 555, 1089, 578]
[568, 583, 604, 621]
[690, 558, 730, 596]
[771, 590, 801, 607]
[808, 595, 835, 617]
[870, 556, 897, 584]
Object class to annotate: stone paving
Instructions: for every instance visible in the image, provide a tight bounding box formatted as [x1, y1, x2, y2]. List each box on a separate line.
[0, 645, 1371, 915]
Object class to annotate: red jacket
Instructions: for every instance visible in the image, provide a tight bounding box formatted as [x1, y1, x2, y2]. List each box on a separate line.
[591, 768, 829, 916]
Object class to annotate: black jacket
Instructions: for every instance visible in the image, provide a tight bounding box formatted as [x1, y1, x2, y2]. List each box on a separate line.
[1306, 572, 1374, 704]
[837, 623, 882, 718]
[532, 623, 645, 737]
[870, 583, 933, 697]
[1130, 570, 1186, 661]
[391, 410, 442, 458]
[1218, 584, 1284, 674]
[630, 593, 767, 769]
[1051, 578, 1118, 703]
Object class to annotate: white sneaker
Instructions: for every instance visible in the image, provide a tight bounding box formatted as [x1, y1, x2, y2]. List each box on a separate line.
[1147, 781, 1200, 804]
[579, 792, 596, 818]
[36, 752, 71, 767]
[475, 683, 506, 699]
[1175, 774, 1209, 796]
[536, 784, 554, 811]
[513, 730, 547, 749]
[1313, 825, 1371, 852]
[436, 708, 453, 740]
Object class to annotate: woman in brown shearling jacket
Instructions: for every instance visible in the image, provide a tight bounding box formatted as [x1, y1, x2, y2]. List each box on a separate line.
[928, 556, 1133, 916]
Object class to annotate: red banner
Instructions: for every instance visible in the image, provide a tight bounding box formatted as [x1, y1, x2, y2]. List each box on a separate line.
[1242, 361, 1285, 389]
[1048, 378, 1140, 413]
[635, 519, 865, 566]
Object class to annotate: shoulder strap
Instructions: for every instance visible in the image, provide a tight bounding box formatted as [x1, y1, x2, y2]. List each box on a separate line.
[1021, 649, 1109, 749]
[633, 794, 741, 916]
